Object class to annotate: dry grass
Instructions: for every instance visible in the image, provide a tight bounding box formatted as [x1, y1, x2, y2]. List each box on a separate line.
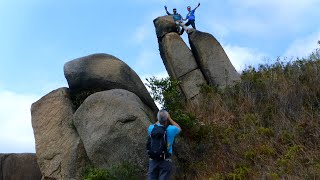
[180, 53, 320, 179]
[147, 47, 320, 179]
[149, 47, 320, 179]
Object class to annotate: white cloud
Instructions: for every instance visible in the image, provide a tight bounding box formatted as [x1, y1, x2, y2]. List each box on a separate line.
[0, 90, 40, 153]
[224, 44, 267, 71]
[284, 31, 320, 59]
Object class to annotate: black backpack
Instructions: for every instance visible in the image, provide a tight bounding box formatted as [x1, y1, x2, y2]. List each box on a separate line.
[146, 124, 169, 160]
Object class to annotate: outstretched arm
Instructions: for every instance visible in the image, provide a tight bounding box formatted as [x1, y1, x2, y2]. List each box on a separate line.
[164, 5, 171, 15]
[193, 3, 200, 11]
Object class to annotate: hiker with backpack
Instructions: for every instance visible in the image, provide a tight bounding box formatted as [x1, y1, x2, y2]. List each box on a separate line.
[180, 3, 201, 35]
[147, 110, 182, 180]
[164, 5, 188, 35]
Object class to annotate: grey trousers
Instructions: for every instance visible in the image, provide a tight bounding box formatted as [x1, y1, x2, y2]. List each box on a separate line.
[147, 159, 172, 180]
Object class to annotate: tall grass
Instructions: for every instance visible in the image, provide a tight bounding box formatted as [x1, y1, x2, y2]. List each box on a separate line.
[146, 46, 320, 179]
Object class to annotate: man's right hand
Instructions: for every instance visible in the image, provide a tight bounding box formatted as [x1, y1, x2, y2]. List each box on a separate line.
[164, 5, 167, 10]
[167, 113, 182, 131]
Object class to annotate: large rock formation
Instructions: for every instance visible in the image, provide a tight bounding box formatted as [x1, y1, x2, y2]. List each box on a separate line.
[31, 88, 89, 179]
[153, 15, 178, 38]
[73, 89, 153, 170]
[31, 53, 159, 178]
[64, 53, 158, 112]
[0, 153, 42, 180]
[154, 16, 240, 102]
[154, 17, 209, 101]
[189, 31, 240, 86]
[160, 32, 199, 79]
[178, 69, 207, 100]
[159, 32, 206, 100]
[29, 15, 241, 179]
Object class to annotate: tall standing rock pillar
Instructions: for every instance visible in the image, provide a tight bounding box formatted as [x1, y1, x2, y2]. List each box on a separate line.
[31, 88, 89, 179]
[188, 30, 240, 87]
[154, 16, 207, 101]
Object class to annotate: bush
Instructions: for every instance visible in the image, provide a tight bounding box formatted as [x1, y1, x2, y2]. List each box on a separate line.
[70, 88, 105, 110]
[82, 162, 142, 180]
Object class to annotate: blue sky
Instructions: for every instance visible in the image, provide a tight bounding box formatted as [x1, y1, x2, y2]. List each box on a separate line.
[0, 0, 319, 153]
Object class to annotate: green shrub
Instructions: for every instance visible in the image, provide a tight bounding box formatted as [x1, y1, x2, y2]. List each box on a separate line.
[82, 162, 142, 180]
[258, 127, 274, 137]
[68, 122, 76, 130]
[83, 168, 109, 180]
[70, 88, 105, 110]
[228, 165, 251, 180]
[243, 150, 256, 161]
[145, 76, 183, 110]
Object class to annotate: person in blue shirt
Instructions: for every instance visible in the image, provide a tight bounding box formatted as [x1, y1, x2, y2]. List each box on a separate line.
[164, 6, 188, 35]
[180, 3, 201, 35]
[147, 109, 182, 180]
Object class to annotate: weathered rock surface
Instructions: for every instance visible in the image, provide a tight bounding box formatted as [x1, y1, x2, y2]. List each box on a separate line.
[0, 153, 42, 180]
[64, 53, 158, 112]
[153, 15, 178, 38]
[189, 30, 240, 86]
[154, 17, 207, 101]
[178, 69, 207, 100]
[31, 88, 89, 179]
[159, 32, 199, 79]
[73, 89, 154, 171]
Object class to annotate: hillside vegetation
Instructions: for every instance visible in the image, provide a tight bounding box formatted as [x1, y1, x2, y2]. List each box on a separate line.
[146, 45, 320, 179]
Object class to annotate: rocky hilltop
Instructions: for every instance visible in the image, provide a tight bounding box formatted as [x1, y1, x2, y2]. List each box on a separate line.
[22, 15, 239, 179]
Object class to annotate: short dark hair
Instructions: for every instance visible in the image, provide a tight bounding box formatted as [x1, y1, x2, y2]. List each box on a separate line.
[187, 6, 191, 9]
[173, 8, 177, 11]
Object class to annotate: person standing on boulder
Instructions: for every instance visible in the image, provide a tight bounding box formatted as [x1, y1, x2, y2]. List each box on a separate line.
[147, 110, 182, 180]
[164, 6, 187, 35]
[180, 3, 201, 35]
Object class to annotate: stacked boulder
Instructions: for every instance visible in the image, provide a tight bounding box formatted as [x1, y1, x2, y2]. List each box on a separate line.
[29, 15, 241, 179]
[31, 54, 157, 179]
[31, 88, 88, 179]
[154, 16, 207, 102]
[64, 54, 158, 112]
[189, 31, 240, 86]
[153, 15, 240, 102]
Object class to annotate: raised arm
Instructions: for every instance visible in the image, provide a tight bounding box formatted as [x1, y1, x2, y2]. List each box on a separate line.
[168, 114, 182, 132]
[164, 5, 171, 15]
[193, 3, 200, 11]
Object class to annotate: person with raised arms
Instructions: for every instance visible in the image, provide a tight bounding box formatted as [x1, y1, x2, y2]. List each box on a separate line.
[180, 3, 201, 35]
